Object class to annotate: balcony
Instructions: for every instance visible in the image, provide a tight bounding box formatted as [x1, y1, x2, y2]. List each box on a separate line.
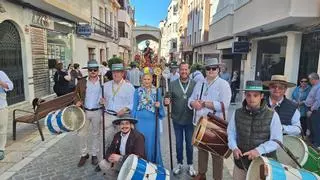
[92, 17, 113, 38]
[233, 0, 320, 35]
[119, 37, 131, 49]
[15, 0, 90, 23]
[118, 9, 132, 25]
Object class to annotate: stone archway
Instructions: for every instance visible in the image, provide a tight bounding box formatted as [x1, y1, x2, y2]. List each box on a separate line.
[132, 25, 161, 55]
[0, 20, 25, 105]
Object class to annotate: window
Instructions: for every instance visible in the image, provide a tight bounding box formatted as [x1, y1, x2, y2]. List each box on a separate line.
[88, 48, 95, 60]
[118, 22, 125, 37]
[99, 7, 104, 21]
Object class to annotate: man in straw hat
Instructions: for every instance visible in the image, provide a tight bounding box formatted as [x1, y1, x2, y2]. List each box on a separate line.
[263, 75, 301, 136]
[102, 60, 135, 145]
[94, 114, 145, 172]
[188, 58, 231, 180]
[227, 80, 282, 180]
[75, 59, 103, 167]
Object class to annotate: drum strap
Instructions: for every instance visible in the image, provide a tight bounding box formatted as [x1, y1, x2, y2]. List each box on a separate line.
[220, 102, 226, 120]
[272, 139, 302, 168]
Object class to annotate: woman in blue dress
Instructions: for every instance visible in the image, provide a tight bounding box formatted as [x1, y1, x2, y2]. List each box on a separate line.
[132, 72, 165, 166]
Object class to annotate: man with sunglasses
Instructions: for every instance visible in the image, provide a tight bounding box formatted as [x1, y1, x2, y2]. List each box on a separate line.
[263, 75, 301, 136]
[188, 58, 231, 180]
[75, 60, 103, 167]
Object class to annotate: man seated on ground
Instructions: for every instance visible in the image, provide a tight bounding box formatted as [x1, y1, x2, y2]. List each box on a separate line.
[95, 114, 145, 172]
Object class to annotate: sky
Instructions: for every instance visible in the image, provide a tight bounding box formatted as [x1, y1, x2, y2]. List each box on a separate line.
[131, 0, 171, 27]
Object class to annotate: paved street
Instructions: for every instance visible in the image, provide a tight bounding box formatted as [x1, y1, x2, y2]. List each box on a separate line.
[4, 104, 240, 180]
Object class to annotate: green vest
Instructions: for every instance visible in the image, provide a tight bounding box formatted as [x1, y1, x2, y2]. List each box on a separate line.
[234, 101, 276, 169]
[169, 79, 196, 125]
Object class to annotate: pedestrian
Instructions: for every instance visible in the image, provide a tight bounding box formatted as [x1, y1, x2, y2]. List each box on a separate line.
[227, 80, 282, 180]
[75, 60, 102, 167]
[230, 71, 240, 103]
[94, 114, 145, 173]
[263, 75, 301, 136]
[0, 70, 13, 160]
[70, 63, 83, 87]
[131, 71, 165, 166]
[291, 76, 311, 136]
[188, 58, 231, 180]
[53, 62, 73, 96]
[100, 61, 109, 77]
[189, 64, 204, 82]
[126, 61, 142, 88]
[170, 63, 180, 82]
[305, 72, 320, 149]
[103, 62, 135, 146]
[164, 62, 197, 176]
[219, 65, 231, 82]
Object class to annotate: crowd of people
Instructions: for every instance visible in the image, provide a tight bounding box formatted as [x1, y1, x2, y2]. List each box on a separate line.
[2, 56, 320, 179]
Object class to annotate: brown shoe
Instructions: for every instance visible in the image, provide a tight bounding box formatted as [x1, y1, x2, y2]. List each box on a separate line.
[77, 154, 89, 167]
[194, 173, 206, 180]
[92, 156, 98, 165]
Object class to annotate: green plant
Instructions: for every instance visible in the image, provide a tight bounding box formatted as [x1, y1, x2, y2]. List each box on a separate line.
[108, 57, 123, 69]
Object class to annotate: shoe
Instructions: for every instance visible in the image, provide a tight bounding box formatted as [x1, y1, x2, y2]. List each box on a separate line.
[92, 156, 98, 165]
[78, 154, 89, 167]
[0, 150, 4, 160]
[188, 164, 196, 177]
[193, 173, 206, 180]
[173, 163, 182, 175]
[94, 165, 101, 172]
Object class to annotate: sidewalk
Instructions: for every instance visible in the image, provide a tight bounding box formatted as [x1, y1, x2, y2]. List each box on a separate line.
[0, 99, 241, 179]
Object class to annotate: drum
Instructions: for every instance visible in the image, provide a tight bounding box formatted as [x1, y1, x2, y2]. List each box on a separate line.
[192, 116, 231, 158]
[247, 156, 320, 180]
[45, 105, 86, 134]
[117, 154, 170, 180]
[276, 135, 320, 176]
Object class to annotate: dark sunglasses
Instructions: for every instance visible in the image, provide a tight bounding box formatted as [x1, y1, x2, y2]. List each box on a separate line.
[206, 67, 218, 71]
[88, 68, 98, 72]
[300, 80, 308, 83]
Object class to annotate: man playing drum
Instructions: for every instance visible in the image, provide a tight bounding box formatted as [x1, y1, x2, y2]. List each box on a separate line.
[227, 80, 283, 180]
[263, 75, 301, 136]
[164, 62, 197, 176]
[75, 60, 102, 167]
[94, 114, 145, 172]
[188, 58, 231, 180]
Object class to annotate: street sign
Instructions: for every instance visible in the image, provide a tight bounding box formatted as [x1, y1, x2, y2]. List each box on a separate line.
[76, 24, 92, 37]
[232, 41, 250, 53]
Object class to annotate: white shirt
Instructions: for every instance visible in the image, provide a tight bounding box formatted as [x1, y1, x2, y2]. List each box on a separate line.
[190, 70, 205, 82]
[188, 77, 231, 125]
[127, 68, 142, 87]
[84, 77, 102, 109]
[119, 131, 130, 156]
[268, 97, 301, 136]
[227, 111, 283, 155]
[170, 72, 180, 82]
[103, 80, 135, 112]
[0, 71, 13, 109]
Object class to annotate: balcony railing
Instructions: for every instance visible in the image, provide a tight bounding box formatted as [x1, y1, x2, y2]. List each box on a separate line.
[92, 17, 113, 38]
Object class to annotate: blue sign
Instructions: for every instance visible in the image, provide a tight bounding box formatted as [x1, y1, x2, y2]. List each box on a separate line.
[232, 41, 250, 54]
[76, 24, 92, 36]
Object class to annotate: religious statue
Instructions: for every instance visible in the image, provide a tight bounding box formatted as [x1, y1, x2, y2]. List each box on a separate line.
[143, 40, 154, 67]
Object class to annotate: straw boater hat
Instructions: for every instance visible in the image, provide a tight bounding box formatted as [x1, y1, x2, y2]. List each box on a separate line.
[263, 75, 296, 88]
[238, 80, 269, 92]
[112, 114, 138, 125]
[83, 59, 99, 69]
[204, 58, 222, 67]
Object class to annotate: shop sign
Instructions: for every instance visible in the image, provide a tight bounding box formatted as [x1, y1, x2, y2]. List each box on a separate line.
[232, 41, 250, 53]
[32, 12, 50, 28]
[76, 24, 92, 37]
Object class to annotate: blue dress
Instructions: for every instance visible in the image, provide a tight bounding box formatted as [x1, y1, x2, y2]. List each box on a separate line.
[131, 87, 165, 166]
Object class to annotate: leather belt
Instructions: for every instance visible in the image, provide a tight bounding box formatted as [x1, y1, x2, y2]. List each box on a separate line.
[105, 109, 117, 116]
[84, 107, 101, 111]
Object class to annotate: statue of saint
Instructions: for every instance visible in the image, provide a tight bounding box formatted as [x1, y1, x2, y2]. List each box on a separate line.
[143, 40, 154, 67]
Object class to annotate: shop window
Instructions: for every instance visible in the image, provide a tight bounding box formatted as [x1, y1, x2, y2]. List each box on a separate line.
[255, 37, 287, 81]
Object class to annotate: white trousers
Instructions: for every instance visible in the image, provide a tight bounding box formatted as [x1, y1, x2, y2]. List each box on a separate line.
[78, 110, 102, 156]
[0, 108, 8, 151]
